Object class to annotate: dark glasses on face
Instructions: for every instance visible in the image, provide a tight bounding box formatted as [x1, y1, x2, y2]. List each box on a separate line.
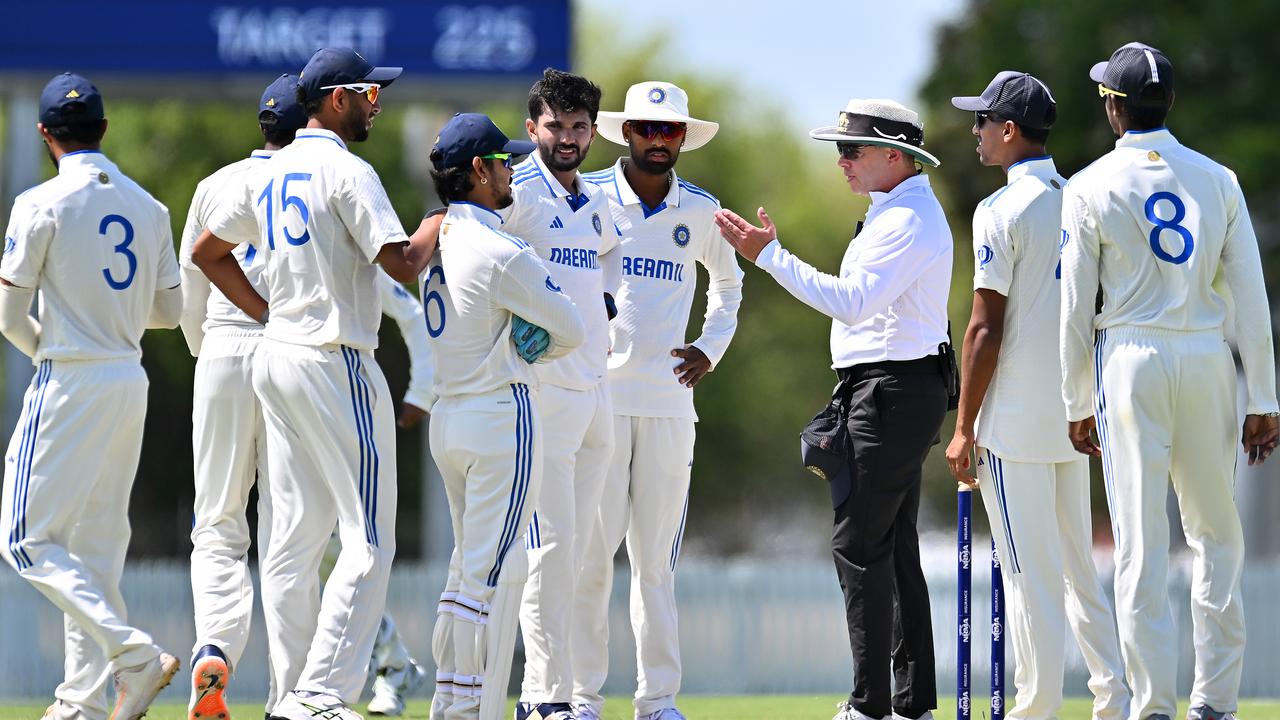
[975, 111, 991, 127]
[629, 120, 687, 141]
[321, 82, 380, 104]
[480, 152, 513, 168]
[836, 142, 867, 160]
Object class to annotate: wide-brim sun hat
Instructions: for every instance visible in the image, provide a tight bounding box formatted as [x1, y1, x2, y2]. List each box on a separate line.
[810, 98, 940, 168]
[597, 81, 719, 151]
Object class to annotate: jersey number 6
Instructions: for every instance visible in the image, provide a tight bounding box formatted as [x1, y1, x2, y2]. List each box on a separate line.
[1145, 191, 1194, 265]
[422, 265, 446, 338]
[100, 214, 137, 290]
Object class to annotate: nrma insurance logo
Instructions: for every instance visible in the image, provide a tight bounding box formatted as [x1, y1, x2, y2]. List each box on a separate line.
[977, 243, 994, 269]
[991, 691, 1004, 715]
[958, 692, 971, 715]
[959, 615, 971, 644]
[959, 544, 971, 571]
[991, 615, 1003, 642]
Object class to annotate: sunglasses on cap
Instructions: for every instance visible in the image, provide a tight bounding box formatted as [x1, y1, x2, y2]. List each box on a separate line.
[1097, 83, 1128, 99]
[480, 152, 513, 169]
[321, 82, 380, 104]
[628, 120, 687, 141]
[836, 142, 868, 160]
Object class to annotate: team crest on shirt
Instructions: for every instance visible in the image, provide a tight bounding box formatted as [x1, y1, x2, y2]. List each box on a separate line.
[977, 244, 994, 269]
[648, 86, 667, 104]
[3, 236, 15, 255]
[672, 224, 690, 247]
[591, 212, 603, 236]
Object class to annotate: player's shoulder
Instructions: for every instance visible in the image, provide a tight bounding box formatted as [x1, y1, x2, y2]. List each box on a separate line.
[511, 158, 547, 190]
[581, 166, 619, 196]
[676, 177, 720, 209]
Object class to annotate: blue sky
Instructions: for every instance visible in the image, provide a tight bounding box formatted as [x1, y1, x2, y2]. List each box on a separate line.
[577, 0, 967, 131]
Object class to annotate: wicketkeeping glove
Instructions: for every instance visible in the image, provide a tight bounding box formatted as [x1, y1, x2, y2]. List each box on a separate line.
[511, 315, 551, 363]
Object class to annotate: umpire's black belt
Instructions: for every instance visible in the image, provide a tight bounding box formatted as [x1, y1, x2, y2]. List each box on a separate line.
[836, 355, 939, 383]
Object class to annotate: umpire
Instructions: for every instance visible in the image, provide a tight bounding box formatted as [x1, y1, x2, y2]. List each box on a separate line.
[716, 99, 952, 720]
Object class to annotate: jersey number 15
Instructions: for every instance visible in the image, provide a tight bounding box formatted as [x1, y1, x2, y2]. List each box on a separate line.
[257, 173, 313, 249]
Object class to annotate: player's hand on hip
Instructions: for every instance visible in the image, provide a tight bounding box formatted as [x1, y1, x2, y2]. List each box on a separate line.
[511, 315, 551, 364]
[1242, 414, 1280, 465]
[715, 207, 776, 263]
[1068, 417, 1102, 457]
[945, 430, 979, 488]
[397, 402, 429, 429]
[671, 344, 711, 388]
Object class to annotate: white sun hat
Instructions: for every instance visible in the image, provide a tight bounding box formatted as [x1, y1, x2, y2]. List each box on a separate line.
[809, 98, 941, 168]
[597, 81, 720, 151]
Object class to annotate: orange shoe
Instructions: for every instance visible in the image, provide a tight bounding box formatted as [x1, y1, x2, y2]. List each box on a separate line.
[189, 647, 230, 720]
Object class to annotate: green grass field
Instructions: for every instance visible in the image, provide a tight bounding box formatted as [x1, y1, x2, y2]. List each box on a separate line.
[3, 698, 1280, 720]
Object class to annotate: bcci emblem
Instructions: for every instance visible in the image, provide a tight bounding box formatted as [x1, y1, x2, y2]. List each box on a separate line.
[592, 212, 603, 237]
[977, 244, 994, 269]
[672, 224, 690, 247]
[648, 86, 667, 104]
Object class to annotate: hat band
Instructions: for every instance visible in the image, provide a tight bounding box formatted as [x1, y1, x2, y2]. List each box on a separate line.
[836, 112, 923, 146]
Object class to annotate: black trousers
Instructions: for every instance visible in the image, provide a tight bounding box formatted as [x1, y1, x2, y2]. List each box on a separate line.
[832, 359, 947, 719]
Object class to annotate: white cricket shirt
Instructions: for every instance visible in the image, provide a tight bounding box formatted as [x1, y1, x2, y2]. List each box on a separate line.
[376, 268, 435, 410]
[583, 159, 743, 420]
[206, 128, 408, 350]
[971, 157, 1076, 463]
[1060, 128, 1278, 420]
[754, 173, 952, 368]
[1, 150, 181, 363]
[502, 151, 619, 390]
[424, 202, 586, 400]
[179, 149, 273, 347]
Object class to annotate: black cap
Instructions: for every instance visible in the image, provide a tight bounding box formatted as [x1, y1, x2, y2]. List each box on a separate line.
[951, 71, 1057, 130]
[1090, 42, 1174, 107]
[298, 47, 402, 102]
[430, 113, 536, 171]
[259, 74, 307, 131]
[39, 73, 104, 127]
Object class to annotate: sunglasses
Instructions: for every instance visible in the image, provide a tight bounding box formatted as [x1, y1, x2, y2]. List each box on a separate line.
[975, 111, 992, 127]
[1097, 83, 1128, 99]
[836, 142, 867, 160]
[321, 82, 381, 104]
[629, 120, 687, 141]
[480, 152, 513, 168]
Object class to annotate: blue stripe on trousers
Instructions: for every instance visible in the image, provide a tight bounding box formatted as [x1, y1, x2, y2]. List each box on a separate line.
[488, 383, 533, 587]
[1093, 329, 1119, 544]
[8, 360, 51, 570]
[988, 450, 1020, 574]
[669, 491, 689, 571]
[352, 350, 380, 545]
[341, 348, 378, 546]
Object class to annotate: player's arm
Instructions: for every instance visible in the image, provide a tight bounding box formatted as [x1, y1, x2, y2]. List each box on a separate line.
[0, 280, 41, 357]
[376, 270, 436, 426]
[600, 211, 623, 316]
[178, 188, 212, 353]
[0, 198, 54, 356]
[677, 213, 744, 387]
[1059, 188, 1102, 456]
[146, 209, 183, 330]
[496, 247, 586, 361]
[1219, 175, 1280, 463]
[192, 229, 268, 323]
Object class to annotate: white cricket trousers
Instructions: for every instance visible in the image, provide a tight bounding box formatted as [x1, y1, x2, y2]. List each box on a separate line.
[189, 329, 269, 678]
[574, 415, 696, 717]
[253, 341, 398, 708]
[0, 358, 160, 719]
[1095, 327, 1245, 718]
[975, 451, 1129, 720]
[429, 384, 542, 720]
[520, 382, 614, 705]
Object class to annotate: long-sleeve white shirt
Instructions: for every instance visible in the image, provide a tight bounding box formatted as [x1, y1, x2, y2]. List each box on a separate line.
[1060, 128, 1278, 420]
[583, 159, 744, 420]
[754, 173, 952, 368]
[375, 269, 435, 410]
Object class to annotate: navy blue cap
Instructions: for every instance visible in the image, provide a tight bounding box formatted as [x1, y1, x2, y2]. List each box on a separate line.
[1090, 42, 1174, 107]
[951, 70, 1057, 130]
[40, 73, 104, 127]
[298, 47, 402, 102]
[430, 113, 536, 171]
[259, 74, 307, 131]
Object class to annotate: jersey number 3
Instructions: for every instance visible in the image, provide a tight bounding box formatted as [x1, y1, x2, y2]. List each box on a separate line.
[100, 214, 136, 290]
[1145, 191, 1194, 265]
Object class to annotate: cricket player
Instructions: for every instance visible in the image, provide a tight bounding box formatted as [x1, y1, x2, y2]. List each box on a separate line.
[943, 71, 1129, 720]
[192, 47, 434, 720]
[423, 111, 586, 720]
[1060, 42, 1279, 720]
[0, 72, 182, 720]
[179, 73, 306, 720]
[577, 81, 743, 720]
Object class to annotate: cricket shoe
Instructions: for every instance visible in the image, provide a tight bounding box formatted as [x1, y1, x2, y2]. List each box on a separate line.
[366, 661, 426, 716]
[190, 645, 231, 720]
[110, 652, 181, 720]
[270, 692, 363, 720]
[833, 702, 885, 720]
[42, 700, 93, 720]
[1188, 708, 1237, 720]
[515, 702, 577, 720]
[637, 709, 686, 720]
[573, 704, 601, 720]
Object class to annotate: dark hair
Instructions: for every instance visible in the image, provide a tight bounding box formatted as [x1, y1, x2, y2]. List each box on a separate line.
[298, 86, 325, 118]
[431, 164, 474, 203]
[528, 68, 602, 123]
[45, 119, 107, 145]
[258, 111, 299, 146]
[988, 113, 1052, 144]
[1116, 94, 1169, 131]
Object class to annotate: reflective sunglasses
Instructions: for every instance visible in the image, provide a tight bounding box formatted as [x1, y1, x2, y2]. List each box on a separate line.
[975, 111, 992, 127]
[1097, 83, 1127, 99]
[836, 142, 867, 160]
[629, 120, 687, 141]
[480, 152, 513, 168]
[321, 82, 381, 104]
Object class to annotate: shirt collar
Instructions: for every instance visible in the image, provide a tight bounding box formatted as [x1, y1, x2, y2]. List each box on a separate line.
[250, 149, 276, 160]
[57, 149, 112, 174]
[446, 201, 504, 228]
[1115, 127, 1176, 150]
[527, 151, 583, 199]
[868, 173, 930, 207]
[1006, 155, 1057, 183]
[295, 128, 347, 150]
[613, 158, 682, 211]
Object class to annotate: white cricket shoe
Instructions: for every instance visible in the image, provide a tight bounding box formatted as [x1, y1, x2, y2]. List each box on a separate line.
[110, 652, 181, 720]
[42, 700, 92, 720]
[833, 702, 886, 720]
[366, 661, 425, 717]
[637, 709, 686, 720]
[271, 692, 363, 720]
[573, 704, 601, 720]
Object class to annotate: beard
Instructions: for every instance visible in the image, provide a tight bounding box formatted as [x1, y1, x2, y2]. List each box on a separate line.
[343, 105, 371, 143]
[495, 186, 515, 209]
[540, 140, 588, 173]
[630, 145, 676, 175]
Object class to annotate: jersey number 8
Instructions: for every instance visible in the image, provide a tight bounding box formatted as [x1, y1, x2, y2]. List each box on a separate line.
[1145, 191, 1194, 265]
